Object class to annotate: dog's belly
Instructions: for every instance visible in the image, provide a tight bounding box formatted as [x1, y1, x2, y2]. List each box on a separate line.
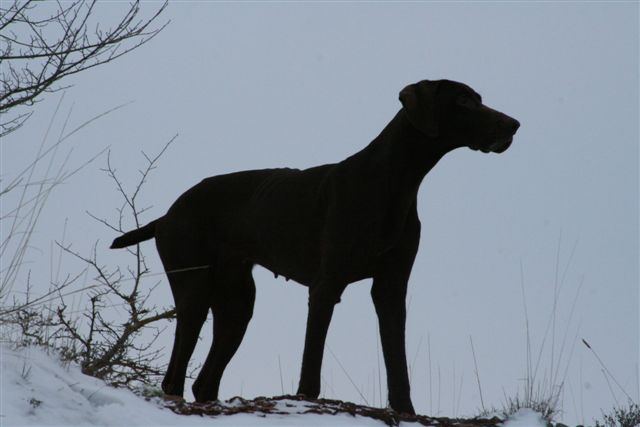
[253, 250, 375, 288]
[242, 219, 324, 286]
[256, 260, 316, 287]
[243, 216, 384, 287]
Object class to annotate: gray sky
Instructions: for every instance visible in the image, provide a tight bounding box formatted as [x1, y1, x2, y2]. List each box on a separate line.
[2, 2, 638, 424]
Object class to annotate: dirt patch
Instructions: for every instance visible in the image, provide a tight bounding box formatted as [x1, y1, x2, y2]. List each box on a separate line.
[163, 394, 503, 426]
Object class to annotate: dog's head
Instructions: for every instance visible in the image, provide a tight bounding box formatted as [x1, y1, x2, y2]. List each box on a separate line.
[399, 79, 520, 153]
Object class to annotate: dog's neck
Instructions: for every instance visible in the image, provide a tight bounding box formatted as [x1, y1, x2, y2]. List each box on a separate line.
[354, 110, 454, 189]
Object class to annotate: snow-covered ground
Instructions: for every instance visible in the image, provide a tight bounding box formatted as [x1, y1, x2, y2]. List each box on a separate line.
[1, 345, 545, 427]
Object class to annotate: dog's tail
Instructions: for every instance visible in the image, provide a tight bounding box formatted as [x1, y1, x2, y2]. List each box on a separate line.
[110, 218, 161, 249]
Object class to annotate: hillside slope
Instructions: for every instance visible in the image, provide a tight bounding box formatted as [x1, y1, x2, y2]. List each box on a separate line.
[1, 345, 546, 426]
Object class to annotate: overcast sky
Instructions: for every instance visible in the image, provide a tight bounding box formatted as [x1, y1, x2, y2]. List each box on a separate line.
[2, 2, 638, 424]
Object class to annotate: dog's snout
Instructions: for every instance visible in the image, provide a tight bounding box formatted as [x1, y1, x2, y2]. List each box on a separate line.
[500, 116, 520, 134]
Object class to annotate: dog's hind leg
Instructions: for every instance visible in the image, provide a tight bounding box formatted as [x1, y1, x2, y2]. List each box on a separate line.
[192, 262, 256, 402]
[161, 269, 211, 397]
[297, 280, 346, 399]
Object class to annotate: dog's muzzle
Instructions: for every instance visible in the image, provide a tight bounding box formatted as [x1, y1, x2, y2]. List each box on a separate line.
[472, 117, 519, 153]
[470, 135, 513, 153]
[487, 135, 513, 153]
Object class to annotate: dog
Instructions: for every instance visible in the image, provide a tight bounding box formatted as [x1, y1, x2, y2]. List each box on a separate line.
[111, 79, 520, 414]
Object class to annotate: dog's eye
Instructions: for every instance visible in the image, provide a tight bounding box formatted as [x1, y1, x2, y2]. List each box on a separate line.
[457, 94, 479, 108]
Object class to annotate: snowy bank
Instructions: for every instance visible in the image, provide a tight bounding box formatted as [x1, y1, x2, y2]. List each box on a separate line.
[1, 345, 546, 426]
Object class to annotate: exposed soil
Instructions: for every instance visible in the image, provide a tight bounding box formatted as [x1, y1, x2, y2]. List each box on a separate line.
[163, 394, 503, 426]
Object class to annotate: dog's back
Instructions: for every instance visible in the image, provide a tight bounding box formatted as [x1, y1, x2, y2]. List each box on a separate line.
[155, 165, 334, 284]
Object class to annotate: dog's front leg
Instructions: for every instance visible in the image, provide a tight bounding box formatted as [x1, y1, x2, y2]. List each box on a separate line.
[371, 275, 415, 414]
[297, 281, 345, 399]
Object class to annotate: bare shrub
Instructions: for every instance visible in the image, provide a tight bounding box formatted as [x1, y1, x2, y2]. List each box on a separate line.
[2, 139, 177, 389]
[595, 402, 640, 427]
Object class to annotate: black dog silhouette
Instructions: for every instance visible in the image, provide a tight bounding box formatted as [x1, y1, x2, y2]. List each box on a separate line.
[111, 79, 520, 414]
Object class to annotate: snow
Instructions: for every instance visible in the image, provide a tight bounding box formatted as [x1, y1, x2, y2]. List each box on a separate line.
[1, 344, 548, 426]
[501, 409, 547, 427]
[2, 345, 191, 426]
[0, 345, 386, 426]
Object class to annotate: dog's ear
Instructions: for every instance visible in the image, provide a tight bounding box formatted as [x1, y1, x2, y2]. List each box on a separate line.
[399, 81, 439, 137]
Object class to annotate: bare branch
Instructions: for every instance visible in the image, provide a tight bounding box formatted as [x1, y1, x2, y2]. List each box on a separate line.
[0, 0, 168, 135]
